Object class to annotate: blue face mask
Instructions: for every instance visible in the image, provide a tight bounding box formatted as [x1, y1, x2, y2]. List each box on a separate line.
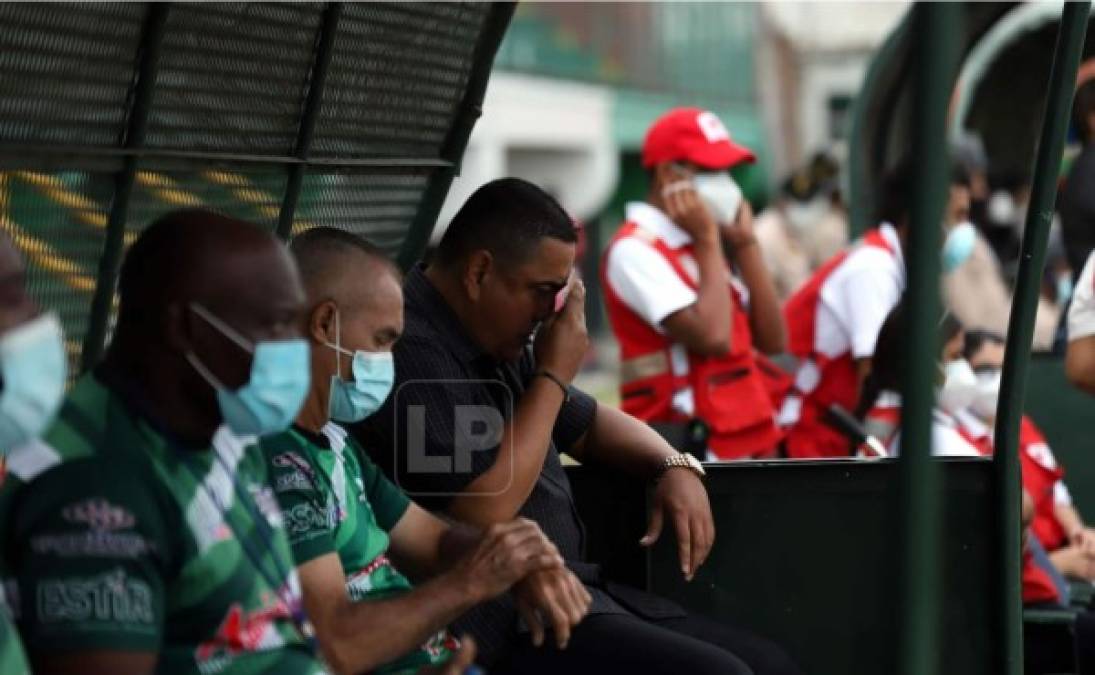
[1057, 274, 1074, 305]
[185, 304, 310, 437]
[0, 312, 67, 451]
[942, 221, 976, 274]
[324, 307, 395, 423]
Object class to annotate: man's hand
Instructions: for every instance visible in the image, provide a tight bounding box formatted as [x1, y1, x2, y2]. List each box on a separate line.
[639, 468, 714, 581]
[513, 567, 592, 650]
[721, 200, 757, 252]
[455, 519, 564, 603]
[533, 277, 589, 384]
[417, 636, 477, 675]
[1071, 527, 1095, 557]
[663, 181, 720, 245]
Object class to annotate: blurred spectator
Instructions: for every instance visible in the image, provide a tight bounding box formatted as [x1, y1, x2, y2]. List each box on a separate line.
[754, 154, 849, 300]
[942, 161, 1013, 337]
[960, 330, 1095, 582]
[1060, 73, 1095, 283]
[853, 302, 980, 457]
[602, 107, 786, 460]
[781, 161, 974, 458]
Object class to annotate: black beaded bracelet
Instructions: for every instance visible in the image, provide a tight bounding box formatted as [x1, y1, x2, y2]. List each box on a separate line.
[534, 370, 570, 402]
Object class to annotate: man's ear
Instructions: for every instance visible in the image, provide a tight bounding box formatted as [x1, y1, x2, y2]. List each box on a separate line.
[309, 300, 337, 345]
[463, 250, 493, 303]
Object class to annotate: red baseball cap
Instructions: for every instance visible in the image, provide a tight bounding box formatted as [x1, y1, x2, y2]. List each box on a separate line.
[641, 107, 756, 170]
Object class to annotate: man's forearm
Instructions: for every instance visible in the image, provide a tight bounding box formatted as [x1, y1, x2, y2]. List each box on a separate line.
[1056, 503, 1085, 539]
[575, 403, 676, 478]
[448, 378, 565, 526]
[693, 237, 733, 346]
[734, 242, 785, 354]
[322, 569, 479, 674]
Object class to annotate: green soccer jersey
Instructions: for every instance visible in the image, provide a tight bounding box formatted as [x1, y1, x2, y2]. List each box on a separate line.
[0, 374, 327, 675]
[0, 591, 28, 675]
[261, 423, 456, 674]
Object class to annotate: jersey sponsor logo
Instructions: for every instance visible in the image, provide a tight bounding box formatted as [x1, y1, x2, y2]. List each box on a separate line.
[274, 470, 312, 493]
[423, 629, 459, 660]
[282, 502, 333, 535]
[31, 531, 154, 559]
[194, 589, 293, 672]
[37, 567, 154, 626]
[272, 452, 314, 477]
[62, 498, 135, 531]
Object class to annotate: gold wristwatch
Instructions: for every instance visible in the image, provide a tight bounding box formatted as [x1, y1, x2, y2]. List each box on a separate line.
[655, 452, 706, 482]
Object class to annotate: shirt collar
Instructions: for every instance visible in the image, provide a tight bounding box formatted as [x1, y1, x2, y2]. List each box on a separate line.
[878, 221, 905, 272]
[626, 201, 693, 249]
[403, 263, 494, 366]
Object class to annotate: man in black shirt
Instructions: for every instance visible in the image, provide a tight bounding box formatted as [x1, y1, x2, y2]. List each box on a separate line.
[355, 178, 799, 674]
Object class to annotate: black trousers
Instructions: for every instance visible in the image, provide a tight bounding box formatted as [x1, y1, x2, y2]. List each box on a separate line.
[492, 610, 801, 675]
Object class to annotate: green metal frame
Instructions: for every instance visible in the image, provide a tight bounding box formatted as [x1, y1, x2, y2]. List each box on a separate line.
[276, 1, 342, 240]
[68, 2, 516, 369]
[847, 11, 910, 238]
[395, 2, 517, 271]
[895, 7, 959, 674]
[80, 3, 170, 369]
[993, 4, 1090, 673]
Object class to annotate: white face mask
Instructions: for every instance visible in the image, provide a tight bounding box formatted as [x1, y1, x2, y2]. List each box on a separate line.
[785, 197, 828, 235]
[970, 369, 1001, 421]
[691, 172, 743, 226]
[938, 359, 979, 414]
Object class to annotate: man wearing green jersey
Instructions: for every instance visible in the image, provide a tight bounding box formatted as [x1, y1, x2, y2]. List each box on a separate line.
[0, 228, 69, 675]
[0, 210, 330, 675]
[261, 227, 589, 675]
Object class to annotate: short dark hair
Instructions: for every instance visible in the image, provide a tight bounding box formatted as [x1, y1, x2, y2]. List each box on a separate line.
[962, 328, 1005, 361]
[433, 178, 577, 270]
[1074, 80, 1095, 143]
[291, 227, 397, 282]
[876, 158, 970, 225]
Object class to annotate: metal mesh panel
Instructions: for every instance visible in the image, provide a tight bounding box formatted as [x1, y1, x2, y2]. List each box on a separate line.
[127, 169, 287, 234]
[292, 172, 432, 255]
[0, 3, 146, 149]
[0, 171, 110, 374]
[145, 3, 323, 156]
[313, 2, 491, 159]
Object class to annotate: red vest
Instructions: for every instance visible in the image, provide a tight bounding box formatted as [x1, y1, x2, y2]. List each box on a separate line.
[1018, 418, 1068, 551]
[602, 221, 781, 460]
[782, 229, 896, 458]
[1022, 547, 1061, 605]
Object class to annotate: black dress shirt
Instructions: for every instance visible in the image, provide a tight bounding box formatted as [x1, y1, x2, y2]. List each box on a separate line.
[352, 264, 626, 663]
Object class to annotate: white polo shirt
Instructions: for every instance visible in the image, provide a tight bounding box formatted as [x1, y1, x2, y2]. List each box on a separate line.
[1068, 249, 1095, 340]
[813, 223, 906, 360]
[604, 202, 748, 418]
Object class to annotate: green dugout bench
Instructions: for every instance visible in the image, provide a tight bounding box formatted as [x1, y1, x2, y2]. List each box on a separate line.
[563, 356, 1094, 674]
[569, 459, 997, 675]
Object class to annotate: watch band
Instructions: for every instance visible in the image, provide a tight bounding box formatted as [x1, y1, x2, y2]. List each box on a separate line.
[533, 370, 570, 403]
[655, 453, 704, 482]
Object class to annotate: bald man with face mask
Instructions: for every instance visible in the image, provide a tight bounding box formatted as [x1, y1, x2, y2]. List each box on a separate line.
[0, 209, 328, 675]
[259, 227, 585, 675]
